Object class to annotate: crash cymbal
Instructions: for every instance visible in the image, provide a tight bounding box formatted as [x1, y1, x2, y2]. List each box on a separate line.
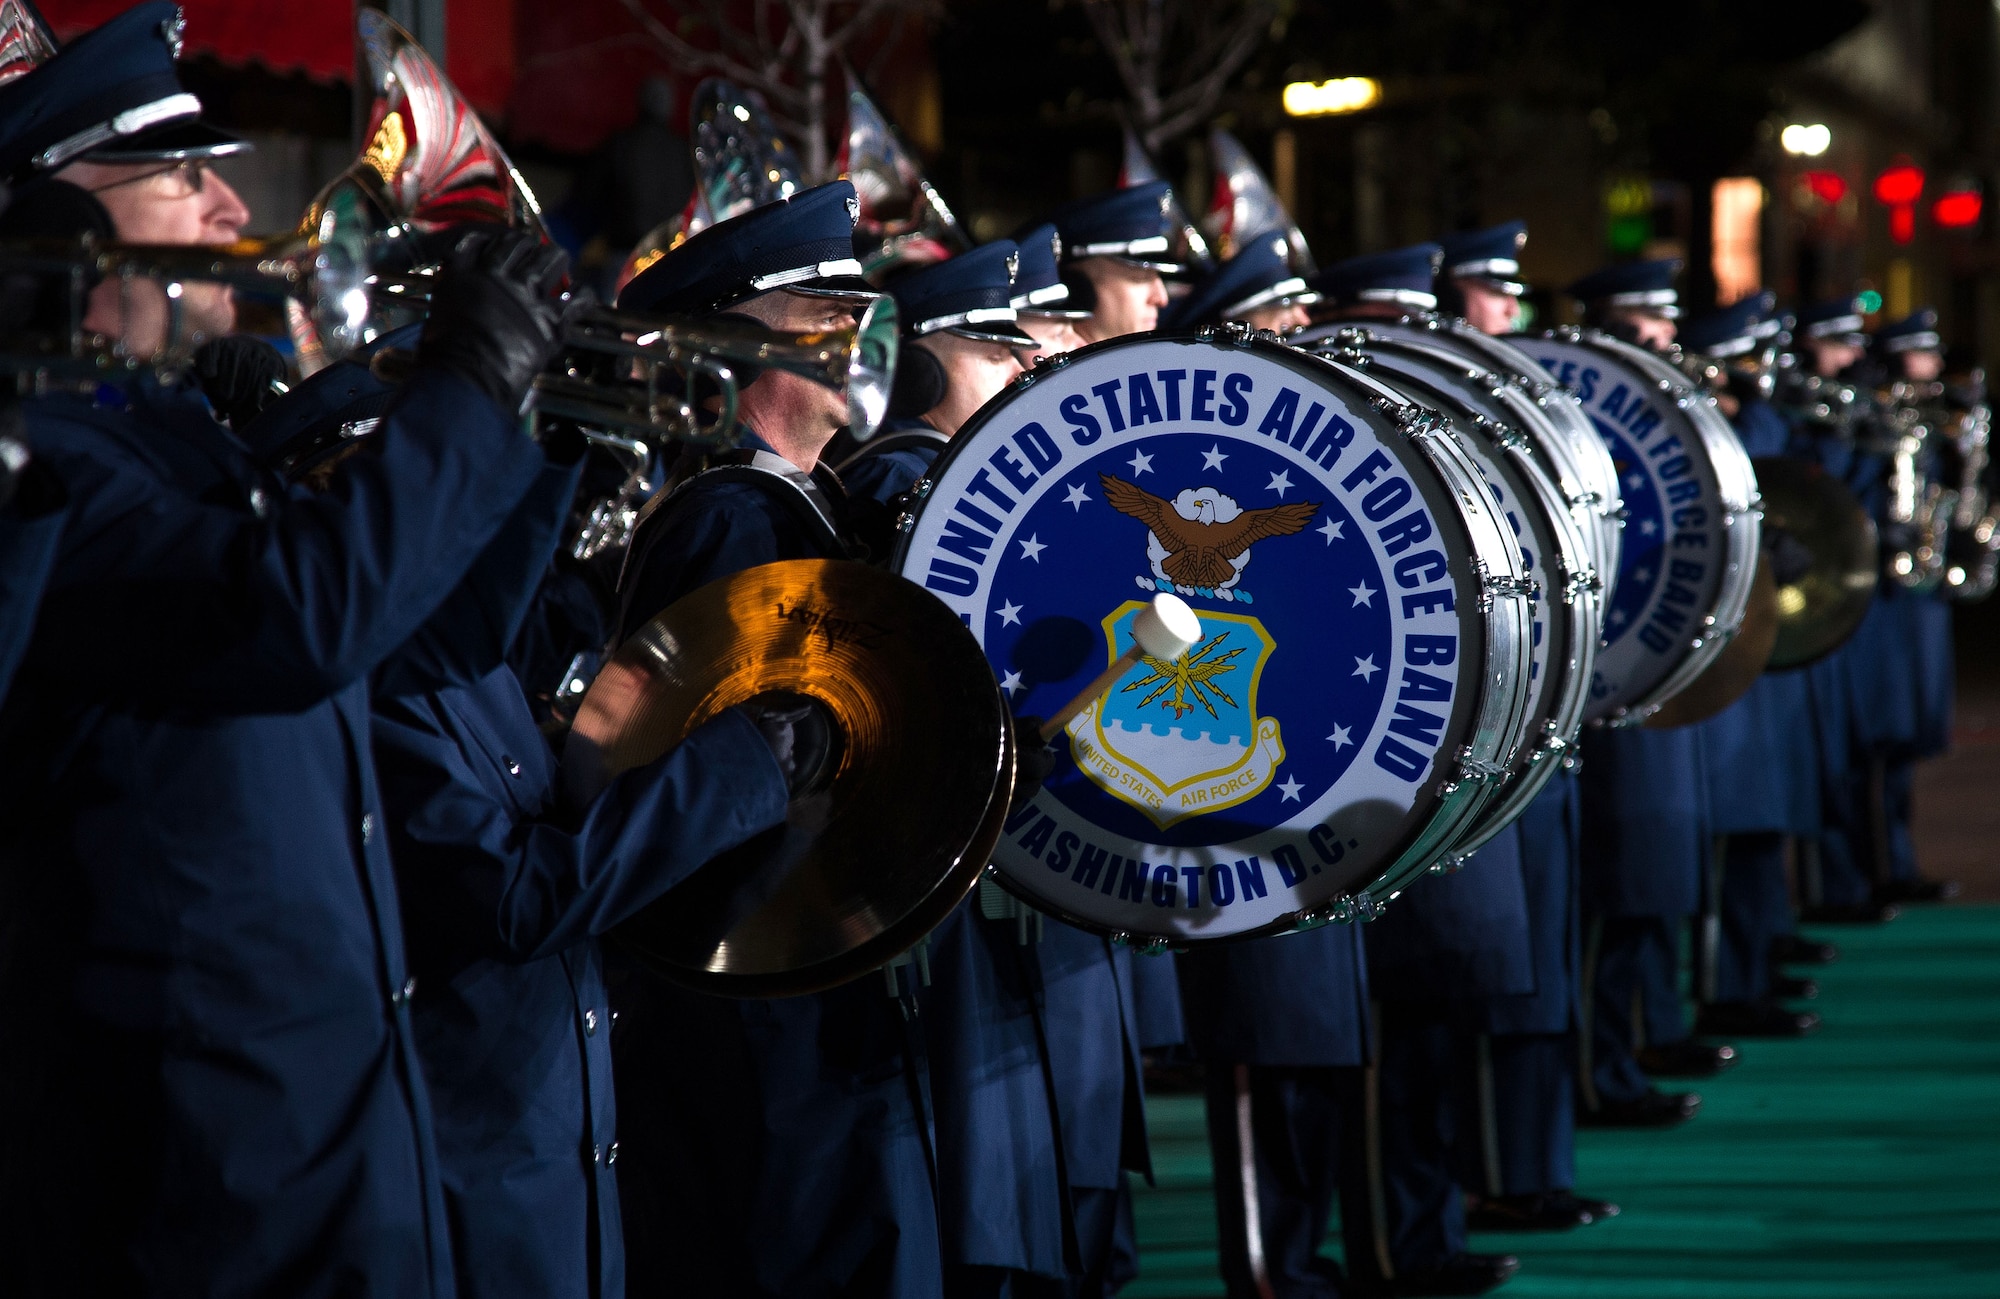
[1645, 554, 1779, 729]
[1754, 456, 1880, 669]
[566, 558, 1013, 997]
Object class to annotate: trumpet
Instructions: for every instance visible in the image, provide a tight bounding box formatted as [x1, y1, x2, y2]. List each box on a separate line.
[0, 226, 373, 387]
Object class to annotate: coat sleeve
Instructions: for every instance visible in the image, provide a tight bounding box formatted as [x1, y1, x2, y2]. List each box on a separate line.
[27, 370, 547, 713]
[374, 442, 587, 697]
[616, 481, 792, 642]
[0, 470, 67, 705]
[375, 685, 791, 962]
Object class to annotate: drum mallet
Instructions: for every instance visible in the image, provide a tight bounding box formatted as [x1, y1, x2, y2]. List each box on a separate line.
[1038, 593, 1202, 744]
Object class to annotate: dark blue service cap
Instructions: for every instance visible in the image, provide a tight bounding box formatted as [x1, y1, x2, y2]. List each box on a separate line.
[1795, 296, 1868, 345]
[1877, 307, 1941, 354]
[618, 179, 881, 317]
[1567, 258, 1682, 318]
[1437, 220, 1527, 294]
[1308, 243, 1444, 311]
[1048, 180, 1183, 273]
[1680, 290, 1779, 359]
[1165, 234, 1318, 329]
[1010, 222, 1088, 318]
[887, 240, 1036, 347]
[0, 3, 247, 180]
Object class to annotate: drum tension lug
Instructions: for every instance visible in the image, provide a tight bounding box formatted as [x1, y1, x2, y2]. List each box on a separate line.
[1429, 854, 1468, 876]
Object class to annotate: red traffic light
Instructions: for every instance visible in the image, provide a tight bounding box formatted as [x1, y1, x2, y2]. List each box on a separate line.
[1873, 162, 1925, 206]
[1803, 171, 1847, 204]
[1934, 190, 1983, 229]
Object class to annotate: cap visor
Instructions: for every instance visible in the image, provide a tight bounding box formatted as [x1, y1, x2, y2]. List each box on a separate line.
[783, 275, 886, 301]
[1019, 305, 1093, 321]
[89, 120, 252, 164]
[950, 322, 1040, 348]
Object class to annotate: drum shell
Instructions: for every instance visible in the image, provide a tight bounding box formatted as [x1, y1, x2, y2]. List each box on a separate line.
[891, 330, 1534, 939]
[1328, 342, 1600, 856]
[1507, 329, 1760, 724]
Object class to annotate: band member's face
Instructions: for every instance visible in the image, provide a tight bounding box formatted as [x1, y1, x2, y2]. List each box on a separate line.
[916, 332, 1023, 437]
[1611, 308, 1677, 352]
[1075, 258, 1168, 343]
[1457, 281, 1521, 336]
[1014, 314, 1083, 367]
[731, 291, 863, 459]
[1240, 302, 1311, 333]
[1808, 339, 1864, 378]
[1901, 349, 1944, 382]
[60, 158, 251, 355]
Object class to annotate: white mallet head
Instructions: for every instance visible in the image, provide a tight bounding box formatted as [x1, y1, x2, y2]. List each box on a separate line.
[1131, 592, 1201, 661]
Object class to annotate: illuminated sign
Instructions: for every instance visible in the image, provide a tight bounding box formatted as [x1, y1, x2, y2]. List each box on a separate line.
[1282, 78, 1382, 117]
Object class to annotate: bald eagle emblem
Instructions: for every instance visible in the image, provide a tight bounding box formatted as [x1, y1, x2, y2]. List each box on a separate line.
[1100, 474, 1319, 602]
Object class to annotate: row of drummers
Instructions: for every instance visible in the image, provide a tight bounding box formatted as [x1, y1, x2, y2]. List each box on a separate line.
[0, 9, 1974, 1299]
[849, 208, 1970, 1293]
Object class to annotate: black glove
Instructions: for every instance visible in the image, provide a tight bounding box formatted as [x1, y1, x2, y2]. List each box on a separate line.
[416, 226, 568, 413]
[737, 690, 841, 798]
[1010, 714, 1058, 812]
[192, 336, 290, 428]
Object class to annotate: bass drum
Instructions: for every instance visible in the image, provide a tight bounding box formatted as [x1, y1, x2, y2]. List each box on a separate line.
[1301, 330, 1602, 856]
[1296, 316, 1624, 591]
[893, 329, 1533, 942]
[1508, 328, 1761, 724]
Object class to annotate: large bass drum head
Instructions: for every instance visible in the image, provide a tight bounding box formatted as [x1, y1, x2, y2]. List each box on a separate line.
[1508, 330, 1760, 723]
[894, 332, 1531, 941]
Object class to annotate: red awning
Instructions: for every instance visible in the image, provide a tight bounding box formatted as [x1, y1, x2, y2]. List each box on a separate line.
[45, 0, 355, 84]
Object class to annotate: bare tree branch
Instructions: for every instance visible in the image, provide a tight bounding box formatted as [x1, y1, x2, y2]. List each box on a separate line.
[1080, 0, 1280, 151]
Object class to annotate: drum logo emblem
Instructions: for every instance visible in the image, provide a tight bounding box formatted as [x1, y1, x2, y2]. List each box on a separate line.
[1101, 473, 1319, 602]
[1070, 602, 1285, 827]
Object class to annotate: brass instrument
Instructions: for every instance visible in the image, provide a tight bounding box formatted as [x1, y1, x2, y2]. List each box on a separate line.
[308, 12, 896, 449]
[0, 225, 373, 389]
[1935, 373, 1999, 601]
[1876, 380, 1953, 592]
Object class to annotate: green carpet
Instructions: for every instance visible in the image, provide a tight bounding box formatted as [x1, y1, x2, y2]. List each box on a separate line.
[1126, 903, 2000, 1297]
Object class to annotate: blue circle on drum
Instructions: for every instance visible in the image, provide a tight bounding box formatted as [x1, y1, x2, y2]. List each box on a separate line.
[980, 431, 1394, 848]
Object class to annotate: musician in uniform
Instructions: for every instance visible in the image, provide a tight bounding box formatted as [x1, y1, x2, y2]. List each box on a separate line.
[1307, 243, 1445, 323]
[605, 180, 945, 1299]
[1435, 221, 1527, 337]
[1565, 261, 1721, 1127]
[1863, 309, 1958, 906]
[1009, 222, 1092, 363]
[0, 7, 571, 1292]
[1054, 180, 1178, 345]
[1784, 298, 1907, 925]
[840, 238, 1033, 503]
[840, 241, 1083, 1298]
[1433, 223, 1620, 1236]
[1162, 232, 1319, 333]
[1677, 296, 1823, 1039]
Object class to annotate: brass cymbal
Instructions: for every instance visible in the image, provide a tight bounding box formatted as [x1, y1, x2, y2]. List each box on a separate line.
[1754, 456, 1880, 669]
[1644, 553, 1780, 729]
[567, 559, 1013, 997]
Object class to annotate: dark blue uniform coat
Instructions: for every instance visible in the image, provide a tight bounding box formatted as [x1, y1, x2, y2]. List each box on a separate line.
[1577, 725, 1706, 917]
[373, 666, 788, 1299]
[0, 370, 545, 1297]
[610, 431, 942, 1299]
[0, 485, 63, 704]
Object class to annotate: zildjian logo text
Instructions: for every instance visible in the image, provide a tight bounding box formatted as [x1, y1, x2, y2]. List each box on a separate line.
[774, 602, 889, 649]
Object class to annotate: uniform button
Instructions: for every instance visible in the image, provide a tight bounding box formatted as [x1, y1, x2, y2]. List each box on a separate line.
[504, 756, 521, 777]
[590, 1143, 603, 1165]
[584, 1009, 599, 1037]
[360, 812, 376, 844]
[247, 486, 269, 517]
[390, 976, 417, 1007]
[607, 1141, 619, 1165]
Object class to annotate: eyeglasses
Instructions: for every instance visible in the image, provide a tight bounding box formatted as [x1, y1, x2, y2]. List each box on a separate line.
[86, 159, 212, 199]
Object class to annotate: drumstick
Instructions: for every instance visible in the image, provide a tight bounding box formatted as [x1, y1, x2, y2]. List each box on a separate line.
[1038, 594, 1202, 744]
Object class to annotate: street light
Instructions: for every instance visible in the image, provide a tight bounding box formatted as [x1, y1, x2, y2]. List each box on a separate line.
[1780, 123, 1832, 157]
[1283, 78, 1382, 118]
